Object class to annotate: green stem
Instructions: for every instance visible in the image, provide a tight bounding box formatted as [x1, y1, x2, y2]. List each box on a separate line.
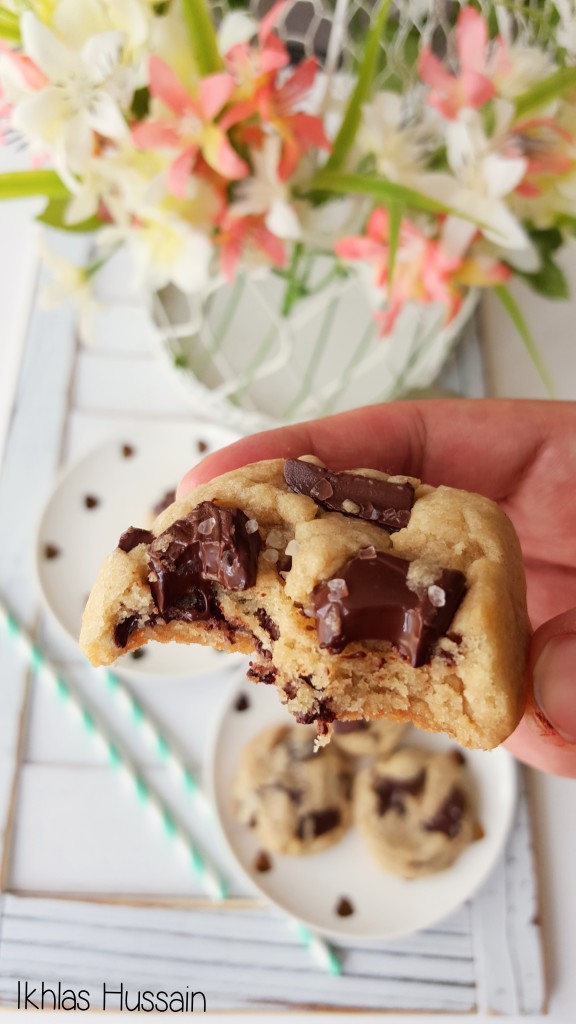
[494, 284, 555, 396]
[307, 170, 456, 217]
[281, 243, 305, 317]
[181, 0, 223, 75]
[0, 7, 20, 42]
[0, 170, 69, 200]
[515, 67, 576, 119]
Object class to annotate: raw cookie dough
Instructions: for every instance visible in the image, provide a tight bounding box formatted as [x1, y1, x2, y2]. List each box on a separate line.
[354, 746, 480, 879]
[232, 724, 352, 855]
[332, 719, 407, 758]
[80, 456, 530, 749]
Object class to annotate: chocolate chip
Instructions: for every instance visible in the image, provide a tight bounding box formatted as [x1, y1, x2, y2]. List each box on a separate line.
[474, 822, 485, 841]
[247, 664, 277, 685]
[152, 488, 176, 516]
[84, 495, 100, 509]
[118, 526, 154, 553]
[333, 719, 370, 735]
[313, 551, 466, 666]
[148, 501, 261, 616]
[450, 749, 466, 765]
[44, 543, 60, 560]
[114, 614, 139, 649]
[294, 697, 335, 726]
[296, 808, 341, 840]
[130, 648, 146, 660]
[256, 608, 280, 641]
[235, 693, 250, 711]
[197, 439, 208, 453]
[121, 444, 135, 458]
[374, 768, 427, 816]
[423, 786, 466, 838]
[282, 681, 298, 701]
[254, 850, 272, 873]
[335, 897, 354, 917]
[284, 459, 414, 531]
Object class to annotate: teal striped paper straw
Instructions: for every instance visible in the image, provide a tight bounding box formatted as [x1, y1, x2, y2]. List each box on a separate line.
[0, 597, 342, 975]
[0, 599, 226, 899]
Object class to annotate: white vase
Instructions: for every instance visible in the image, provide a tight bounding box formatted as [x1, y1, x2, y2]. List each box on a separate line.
[152, 263, 477, 435]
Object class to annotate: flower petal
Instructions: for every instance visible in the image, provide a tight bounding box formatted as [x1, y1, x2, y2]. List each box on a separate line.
[149, 55, 193, 116]
[12, 86, 69, 143]
[335, 236, 386, 262]
[483, 152, 527, 198]
[258, 0, 290, 45]
[218, 12, 257, 54]
[21, 12, 74, 80]
[82, 31, 125, 86]
[199, 72, 235, 121]
[86, 90, 127, 140]
[132, 120, 181, 150]
[456, 8, 488, 75]
[265, 198, 301, 239]
[167, 148, 196, 198]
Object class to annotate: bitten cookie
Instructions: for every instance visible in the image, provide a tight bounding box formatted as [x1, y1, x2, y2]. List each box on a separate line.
[354, 747, 480, 879]
[232, 724, 352, 855]
[80, 456, 530, 749]
[332, 719, 407, 758]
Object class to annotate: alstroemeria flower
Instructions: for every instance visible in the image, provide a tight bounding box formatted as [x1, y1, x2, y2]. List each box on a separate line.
[257, 57, 330, 179]
[12, 13, 134, 180]
[220, 0, 290, 94]
[229, 135, 301, 240]
[336, 208, 464, 334]
[38, 235, 101, 346]
[360, 92, 436, 183]
[215, 212, 286, 280]
[419, 7, 504, 119]
[503, 118, 575, 197]
[133, 56, 249, 197]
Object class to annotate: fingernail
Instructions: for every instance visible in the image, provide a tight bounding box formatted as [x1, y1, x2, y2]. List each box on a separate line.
[534, 635, 576, 743]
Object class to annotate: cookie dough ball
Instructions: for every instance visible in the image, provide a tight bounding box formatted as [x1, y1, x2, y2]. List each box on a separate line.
[354, 746, 480, 879]
[332, 719, 407, 758]
[232, 724, 352, 855]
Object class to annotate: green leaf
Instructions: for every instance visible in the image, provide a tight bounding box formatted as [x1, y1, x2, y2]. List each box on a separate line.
[494, 284, 556, 396]
[37, 198, 102, 234]
[386, 200, 403, 290]
[308, 170, 456, 216]
[131, 86, 150, 121]
[181, 0, 223, 75]
[0, 6, 20, 43]
[0, 170, 70, 200]
[515, 67, 576, 119]
[324, 0, 392, 171]
[515, 254, 569, 300]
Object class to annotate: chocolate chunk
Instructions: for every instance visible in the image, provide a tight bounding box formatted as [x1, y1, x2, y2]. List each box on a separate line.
[44, 543, 60, 560]
[152, 488, 176, 516]
[235, 693, 250, 712]
[296, 807, 341, 840]
[148, 501, 261, 615]
[333, 719, 370, 735]
[114, 614, 139, 649]
[294, 697, 335, 726]
[254, 850, 272, 873]
[284, 459, 414, 531]
[335, 897, 354, 917]
[423, 786, 466, 838]
[247, 664, 277, 685]
[256, 608, 280, 641]
[313, 551, 466, 666]
[118, 526, 154, 553]
[84, 495, 100, 509]
[374, 768, 427, 816]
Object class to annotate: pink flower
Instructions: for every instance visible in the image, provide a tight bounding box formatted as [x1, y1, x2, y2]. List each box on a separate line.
[504, 118, 575, 197]
[133, 56, 249, 197]
[215, 213, 286, 280]
[223, 0, 290, 88]
[419, 8, 505, 119]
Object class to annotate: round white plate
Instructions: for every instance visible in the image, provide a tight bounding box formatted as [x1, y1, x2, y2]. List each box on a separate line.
[36, 421, 242, 678]
[209, 682, 517, 941]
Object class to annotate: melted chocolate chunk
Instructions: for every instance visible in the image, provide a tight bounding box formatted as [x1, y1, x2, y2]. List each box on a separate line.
[118, 526, 154, 553]
[296, 807, 341, 840]
[254, 850, 272, 873]
[423, 786, 466, 838]
[313, 551, 466, 666]
[152, 488, 176, 516]
[256, 608, 280, 641]
[114, 614, 139, 649]
[333, 719, 370, 735]
[374, 768, 427, 816]
[148, 501, 261, 615]
[335, 897, 355, 918]
[284, 459, 414, 531]
[235, 693, 250, 712]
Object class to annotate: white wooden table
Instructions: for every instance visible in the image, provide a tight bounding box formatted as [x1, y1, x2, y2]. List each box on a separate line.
[1, 150, 576, 1024]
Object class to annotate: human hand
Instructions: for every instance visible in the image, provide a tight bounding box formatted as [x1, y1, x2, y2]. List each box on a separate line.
[178, 398, 576, 777]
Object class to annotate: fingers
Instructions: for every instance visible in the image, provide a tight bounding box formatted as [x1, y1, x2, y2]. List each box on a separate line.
[505, 608, 576, 777]
[178, 397, 554, 499]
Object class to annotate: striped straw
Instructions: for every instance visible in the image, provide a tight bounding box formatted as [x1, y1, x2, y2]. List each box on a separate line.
[0, 597, 342, 975]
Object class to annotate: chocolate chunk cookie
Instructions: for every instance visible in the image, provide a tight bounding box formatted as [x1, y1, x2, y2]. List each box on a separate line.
[354, 747, 480, 878]
[232, 724, 352, 855]
[332, 719, 407, 758]
[80, 456, 530, 749]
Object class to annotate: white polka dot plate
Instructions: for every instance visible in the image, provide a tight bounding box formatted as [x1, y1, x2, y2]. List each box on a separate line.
[36, 421, 243, 678]
[209, 680, 517, 941]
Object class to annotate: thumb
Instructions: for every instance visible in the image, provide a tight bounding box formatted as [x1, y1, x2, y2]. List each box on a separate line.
[505, 608, 576, 777]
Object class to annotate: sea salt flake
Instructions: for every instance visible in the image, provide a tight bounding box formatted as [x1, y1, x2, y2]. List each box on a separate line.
[245, 519, 259, 534]
[266, 529, 284, 548]
[285, 539, 299, 557]
[342, 499, 360, 514]
[310, 479, 334, 500]
[303, 607, 316, 618]
[327, 578, 348, 599]
[428, 584, 446, 608]
[359, 545, 377, 560]
[197, 517, 216, 536]
[263, 548, 279, 564]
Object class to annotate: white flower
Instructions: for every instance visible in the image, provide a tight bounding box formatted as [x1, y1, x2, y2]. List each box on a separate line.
[555, 0, 576, 57]
[217, 11, 258, 54]
[51, 0, 152, 52]
[12, 13, 136, 179]
[38, 234, 100, 345]
[100, 209, 214, 295]
[360, 92, 434, 183]
[231, 136, 302, 240]
[495, 47, 557, 104]
[64, 146, 168, 226]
